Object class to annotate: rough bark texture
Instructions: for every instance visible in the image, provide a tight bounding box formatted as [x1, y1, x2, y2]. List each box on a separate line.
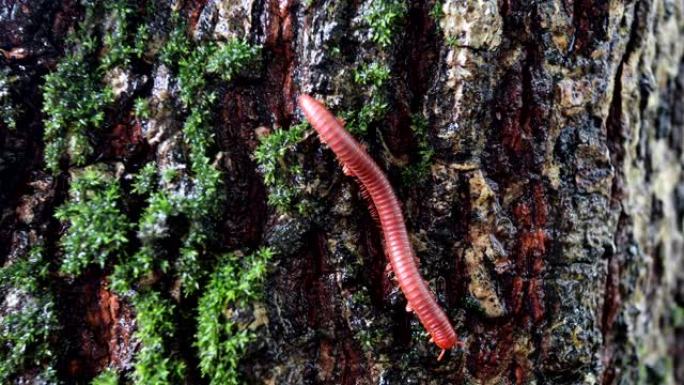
[0, 0, 683, 384]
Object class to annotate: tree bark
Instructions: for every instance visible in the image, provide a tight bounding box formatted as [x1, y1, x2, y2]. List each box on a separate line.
[1, 0, 683, 384]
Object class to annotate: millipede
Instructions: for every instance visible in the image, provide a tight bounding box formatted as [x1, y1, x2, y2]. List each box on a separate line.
[298, 94, 460, 360]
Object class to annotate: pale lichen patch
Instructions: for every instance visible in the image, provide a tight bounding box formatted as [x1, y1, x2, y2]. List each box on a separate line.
[439, 0, 502, 50]
[461, 170, 506, 318]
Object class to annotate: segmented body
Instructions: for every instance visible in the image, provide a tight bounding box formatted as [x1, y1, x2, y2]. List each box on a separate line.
[298, 94, 458, 355]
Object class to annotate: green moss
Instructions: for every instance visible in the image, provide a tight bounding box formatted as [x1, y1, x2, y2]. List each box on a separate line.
[132, 162, 158, 195]
[55, 166, 130, 276]
[181, 109, 222, 214]
[42, 0, 143, 174]
[176, 100, 222, 295]
[176, 38, 260, 107]
[195, 248, 273, 385]
[178, 45, 214, 108]
[133, 24, 150, 58]
[401, 114, 434, 184]
[0, 246, 49, 293]
[42, 52, 114, 172]
[131, 291, 186, 385]
[137, 191, 180, 242]
[100, 0, 136, 70]
[0, 297, 59, 383]
[205, 39, 261, 82]
[91, 368, 119, 385]
[354, 62, 390, 87]
[364, 0, 407, 47]
[0, 68, 17, 130]
[109, 188, 177, 294]
[672, 304, 684, 328]
[254, 122, 308, 213]
[430, 0, 444, 24]
[0, 245, 59, 384]
[356, 325, 387, 350]
[343, 62, 391, 136]
[349, 290, 388, 350]
[112, 12, 263, 297]
[159, 14, 191, 69]
[445, 35, 460, 47]
[133, 97, 151, 120]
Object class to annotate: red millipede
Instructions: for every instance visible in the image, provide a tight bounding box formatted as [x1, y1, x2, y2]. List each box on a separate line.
[298, 94, 459, 359]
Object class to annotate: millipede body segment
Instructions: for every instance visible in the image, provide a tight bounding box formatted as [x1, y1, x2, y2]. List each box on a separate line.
[298, 94, 459, 357]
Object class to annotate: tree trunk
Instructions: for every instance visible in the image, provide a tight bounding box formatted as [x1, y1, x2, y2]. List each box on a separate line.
[1, 0, 683, 384]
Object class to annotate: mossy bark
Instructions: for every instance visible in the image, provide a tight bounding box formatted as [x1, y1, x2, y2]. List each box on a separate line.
[1, 0, 683, 384]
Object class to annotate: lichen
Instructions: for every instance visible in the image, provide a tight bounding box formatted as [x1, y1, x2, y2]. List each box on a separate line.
[438, 0, 502, 50]
[461, 170, 505, 318]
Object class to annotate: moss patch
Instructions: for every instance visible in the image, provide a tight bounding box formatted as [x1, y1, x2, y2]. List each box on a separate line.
[342, 62, 391, 136]
[0, 68, 18, 131]
[401, 114, 434, 184]
[91, 368, 119, 385]
[0, 245, 59, 383]
[56, 165, 130, 276]
[42, 0, 144, 174]
[364, 0, 408, 47]
[254, 122, 309, 214]
[195, 248, 273, 385]
[131, 291, 186, 385]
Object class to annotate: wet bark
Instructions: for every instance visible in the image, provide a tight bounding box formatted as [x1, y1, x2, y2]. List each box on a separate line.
[1, 0, 683, 384]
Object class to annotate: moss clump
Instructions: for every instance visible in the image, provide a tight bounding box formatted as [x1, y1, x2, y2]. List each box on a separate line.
[195, 248, 273, 385]
[401, 114, 434, 184]
[254, 122, 309, 214]
[100, 0, 140, 69]
[131, 291, 186, 385]
[171, 20, 261, 293]
[132, 162, 158, 195]
[205, 39, 261, 81]
[0, 68, 17, 130]
[159, 14, 191, 69]
[430, 0, 444, 24]
[343, 62, 391, 136]
[177, 45, 214, 108]
[91, 368, 119, 385]
[42, 50, 115, 172]
[42, 0, 144, 174]
[0, 245, 59, 383]
[109, 189, 177, 294]
[177, 39, 261, 107]
[112, 15, 263, 295]
[673, 304, 684, 328]
[133, 97, 151, 120]
[56, 165, 130, 276]
[354, 62, 390, 87]
[364, 0, 407, 47]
